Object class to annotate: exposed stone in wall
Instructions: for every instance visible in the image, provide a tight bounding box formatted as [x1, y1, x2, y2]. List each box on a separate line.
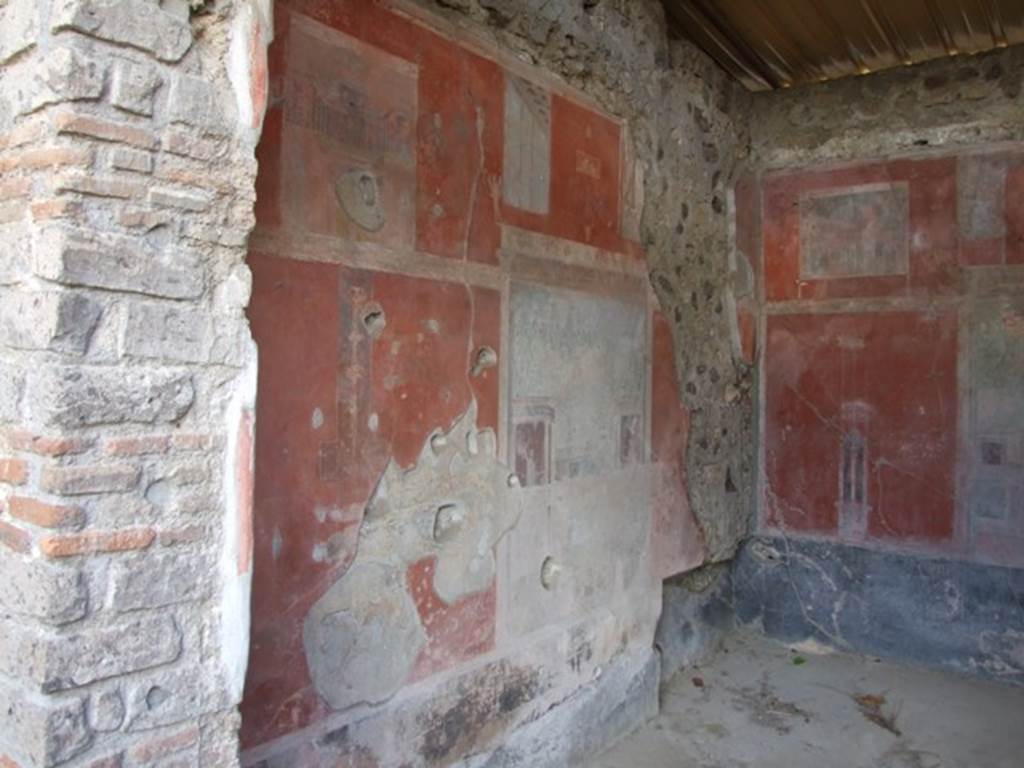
[642, 43, 754, 563]
[413, 0, 756, 562]
[0, 0, 270, 764]
[750, 45, 1024, 169]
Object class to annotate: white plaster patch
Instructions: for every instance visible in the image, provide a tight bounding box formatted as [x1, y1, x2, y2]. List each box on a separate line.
[227, 0, 273, 143]
[218, 337, 257, 704]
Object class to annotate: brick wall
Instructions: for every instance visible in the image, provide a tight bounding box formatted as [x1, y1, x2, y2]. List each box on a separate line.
[0, 1, 271, 765]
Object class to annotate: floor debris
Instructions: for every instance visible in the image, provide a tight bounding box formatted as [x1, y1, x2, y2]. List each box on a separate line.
[852, 691, 902, 736]
[592, 632, 1024, 768]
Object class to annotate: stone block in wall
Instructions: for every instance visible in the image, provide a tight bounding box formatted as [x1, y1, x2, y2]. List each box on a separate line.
[121, 301, 209, 364]
[198, 710, 242, 767]
[109, 551, 211, 612]
[0, 0, 40, 66]
[148, 187, 213, 212]
[0, 679, 92, 767]
[123, 664, 228, 732]
[34, 228, 205, 300]
[0, 360, 26, 423]
[19, 47, 105, 115]
[53, 111, 156, 150]
[1, 613, 183, 694]
[212, 264, 251, 311]
[109, 59, 162, 116]
[0, 457, 28, 485]
[0, 221, 32, 286]
[53, 172, 145, 200]
[1, 429, 94, 458]
[110, 146, 154, 175]
[0, 518, 32, 553]
[39, 527, 156, 558]
[30, 365, 194, 428]
[0, 552, 88, 625]
[51, 0, 193, 63]
[207, 317, 250, 367]
[167, 74, 228, 134]
[0, 290, 103, 355]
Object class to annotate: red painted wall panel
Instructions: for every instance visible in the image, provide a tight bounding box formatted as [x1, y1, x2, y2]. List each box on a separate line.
[407, 556, 497, 682]
[415, 44, 504, 264]
[548, 95, 623, 253]
[244, 252, 501, 748]
[244, 253, 340, 747]
[369, 273, 500, 468]
[763, 158, 960, 302]
[243, 0, 694, 754]
[651, 312, 705, 577]
[764, 311, 958, 543]
[761, 149, 1024, 562]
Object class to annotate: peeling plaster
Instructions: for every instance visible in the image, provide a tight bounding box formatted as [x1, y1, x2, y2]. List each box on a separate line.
[303, 401, 523, 711]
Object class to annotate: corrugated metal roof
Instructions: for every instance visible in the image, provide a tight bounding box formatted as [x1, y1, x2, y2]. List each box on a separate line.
[663, 0, 1024, 91]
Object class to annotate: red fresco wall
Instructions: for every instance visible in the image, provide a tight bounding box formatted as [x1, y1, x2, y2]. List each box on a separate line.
[242, 0, 689, 753]
[754, 148, 1024, 561]
[732, 173, 760, 364]
[764, 310, 958, 541]
[651, 313, 704, 576]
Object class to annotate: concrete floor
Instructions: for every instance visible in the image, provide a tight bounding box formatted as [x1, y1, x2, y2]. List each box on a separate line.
[592, 632, 1024, 768]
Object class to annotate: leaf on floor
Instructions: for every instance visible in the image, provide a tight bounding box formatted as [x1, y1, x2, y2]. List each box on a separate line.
[852, 692, 901, 736]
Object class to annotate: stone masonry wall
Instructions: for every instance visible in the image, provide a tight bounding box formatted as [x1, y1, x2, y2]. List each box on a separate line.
[0, 1, 270, 765]
[750, 45, 1024, 170]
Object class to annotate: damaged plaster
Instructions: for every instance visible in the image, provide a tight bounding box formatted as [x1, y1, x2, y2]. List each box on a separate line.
[412, 0, 756, 564]
[303, 402, 522, 712]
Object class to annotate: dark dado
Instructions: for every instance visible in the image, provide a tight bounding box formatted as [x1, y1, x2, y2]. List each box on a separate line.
[733, 536, 1024, 685]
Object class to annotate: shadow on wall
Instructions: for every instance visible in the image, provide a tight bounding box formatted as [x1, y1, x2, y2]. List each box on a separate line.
[655, 564, 736, 683]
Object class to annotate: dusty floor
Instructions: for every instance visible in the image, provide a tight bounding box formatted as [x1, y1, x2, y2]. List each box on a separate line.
[591, 632, 1024, 768]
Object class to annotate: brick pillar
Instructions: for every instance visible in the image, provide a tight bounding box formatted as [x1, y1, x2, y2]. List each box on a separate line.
[0, 1, 270, 765]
